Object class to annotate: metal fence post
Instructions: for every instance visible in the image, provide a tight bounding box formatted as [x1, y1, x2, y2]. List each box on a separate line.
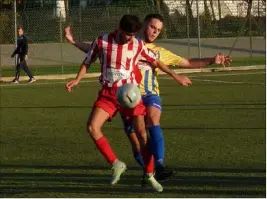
[0, 44, 2, 81]
[186, 3, 191, 58]
[60, 11, 64, 74]
[249, 14, 253, 63]
[14, 0, 17, 67]
[196, 0, 201, 58]
[79, 6, 82, 41]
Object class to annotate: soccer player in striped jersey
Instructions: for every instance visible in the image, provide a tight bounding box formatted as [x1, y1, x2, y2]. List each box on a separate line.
[65, 14, 191, 192]
[64, 14, 231, 184]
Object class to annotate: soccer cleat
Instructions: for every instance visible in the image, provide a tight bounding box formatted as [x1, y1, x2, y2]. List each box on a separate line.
[155, 166, 176, 181]
[11, 79, 19, 84]
[28, 78, 36, 83]
[110, 160, 127, 185]
[146, 173, 163, 192]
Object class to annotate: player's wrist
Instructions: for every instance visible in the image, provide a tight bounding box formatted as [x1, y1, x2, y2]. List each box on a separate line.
[70, 40, 76, 45]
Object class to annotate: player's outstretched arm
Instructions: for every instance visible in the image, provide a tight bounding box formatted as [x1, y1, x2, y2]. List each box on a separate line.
[66, 63, 87, 92]
[65, 26, 91, 53]
[178, 54, 232, 68]
[153, 60, 192, 86]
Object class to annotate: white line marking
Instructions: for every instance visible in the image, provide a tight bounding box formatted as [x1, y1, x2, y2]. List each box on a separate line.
[162, 71, 266, 78]
[190, 78, 265, 85]
[160, 71, 265, 85]
[0, 79, 99, 87]
[0, 71, 265, 87]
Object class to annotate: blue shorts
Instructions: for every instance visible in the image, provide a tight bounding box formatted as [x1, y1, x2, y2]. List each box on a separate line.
[121, 94, 162, 134]
[142, 94, 162, 111]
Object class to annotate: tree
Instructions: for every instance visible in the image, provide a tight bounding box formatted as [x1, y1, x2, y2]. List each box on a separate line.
[209, 0, 216, 20]
[245, 0, 253, 16]
[203, 0, 211, 18]
[186, 0, 193, 20]
[154, 0, 168, 38]
[0, 0, 12, 9]
[1, 0, 13, 3]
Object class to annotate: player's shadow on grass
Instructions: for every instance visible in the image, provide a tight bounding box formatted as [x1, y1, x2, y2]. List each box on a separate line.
[1, 186, 265, 197]
[1, 173, 265, 197]
[0, 165, 265, 197]
[0, 172, 152, 197]
[164, 175, 266, 187]
[1, 164, 265, 173]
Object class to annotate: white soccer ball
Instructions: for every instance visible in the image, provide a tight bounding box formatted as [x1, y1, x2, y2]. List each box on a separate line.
[116, 83, 141, 108]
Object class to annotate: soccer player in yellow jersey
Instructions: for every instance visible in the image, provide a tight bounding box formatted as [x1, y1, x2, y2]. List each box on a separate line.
[122, 14, 231, 183]
[64, 14, 231, 184]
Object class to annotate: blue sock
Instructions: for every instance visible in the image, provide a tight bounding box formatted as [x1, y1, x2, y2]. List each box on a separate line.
[148, 125, 165, 168]
[134, 151, 145, 169]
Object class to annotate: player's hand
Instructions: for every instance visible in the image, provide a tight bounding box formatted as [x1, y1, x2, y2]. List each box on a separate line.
[24, 55, 28, 61]
[174, 74, 192, 86]
[214, 53, 232, 67]
[65, 26, 75, 44]
[66, 79, 79, 92]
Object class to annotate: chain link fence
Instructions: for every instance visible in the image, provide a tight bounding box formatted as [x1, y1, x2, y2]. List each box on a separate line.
[0, 0, 266, 76]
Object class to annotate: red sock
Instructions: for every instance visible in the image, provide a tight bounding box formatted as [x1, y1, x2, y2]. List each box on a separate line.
[141, 146, 154, 174]
[95, 136, 117, 164]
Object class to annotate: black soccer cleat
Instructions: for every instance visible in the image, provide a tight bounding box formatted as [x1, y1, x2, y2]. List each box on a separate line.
[155, 166, 176, 181]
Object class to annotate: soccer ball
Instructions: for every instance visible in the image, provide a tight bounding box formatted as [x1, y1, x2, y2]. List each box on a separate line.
[116, 83, 141, 108]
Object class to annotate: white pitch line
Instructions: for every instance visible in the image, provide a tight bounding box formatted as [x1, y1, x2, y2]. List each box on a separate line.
[0, 79, 99, 87]
[190, 78, 265, 85]
[0, 71, 265, 87]
[183, 71, 265, 78]
[160, 71, 265, 85]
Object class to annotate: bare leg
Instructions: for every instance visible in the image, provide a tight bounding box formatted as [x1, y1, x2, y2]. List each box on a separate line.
[87, 106, 126, 185]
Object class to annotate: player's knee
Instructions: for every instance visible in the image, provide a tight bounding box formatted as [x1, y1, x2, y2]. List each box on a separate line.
[87, 123, 97, 133]
[128, 133, 141, 151]
[146, 115, 160, 127]
[87, 123, 101, 139]
[132, 143, 141, 152]
[138, 132, 148, 145]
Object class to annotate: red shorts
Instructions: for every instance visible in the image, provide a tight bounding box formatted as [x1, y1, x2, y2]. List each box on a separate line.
[94, 87, 146, 119]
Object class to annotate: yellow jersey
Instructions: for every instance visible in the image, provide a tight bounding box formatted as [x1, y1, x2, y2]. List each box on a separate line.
[138, 43, 183, 95]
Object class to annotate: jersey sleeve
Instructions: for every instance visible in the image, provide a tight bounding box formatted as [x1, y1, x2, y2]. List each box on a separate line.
[83, 38, 100, 67]
[139, 42, 156, 63]
[158, 47, 183, 66]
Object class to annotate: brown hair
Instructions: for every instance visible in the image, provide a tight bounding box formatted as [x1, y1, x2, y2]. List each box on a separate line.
[17, 25, 23, 30]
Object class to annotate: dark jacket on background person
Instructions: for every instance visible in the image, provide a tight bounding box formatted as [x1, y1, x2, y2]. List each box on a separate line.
[12, 35, 28, 57]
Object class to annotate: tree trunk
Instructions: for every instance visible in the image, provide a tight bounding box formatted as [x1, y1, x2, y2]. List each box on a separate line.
[204, 0, 210, 17]
[209, 0, 216, 20]
[64, 0, 68, 21]
[186, 0, 193, 19]
[154, 0, 168, 38]
[246, 0, 253, 17]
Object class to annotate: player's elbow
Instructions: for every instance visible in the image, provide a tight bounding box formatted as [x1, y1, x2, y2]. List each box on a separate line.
[151, 60, 159, 68]
[179, 59, 191, 68]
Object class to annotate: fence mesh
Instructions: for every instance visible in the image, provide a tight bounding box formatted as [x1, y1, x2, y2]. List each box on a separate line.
[0, 0, 265, 76]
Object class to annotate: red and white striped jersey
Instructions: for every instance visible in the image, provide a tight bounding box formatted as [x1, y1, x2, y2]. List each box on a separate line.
[84, 31, 156, 87]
